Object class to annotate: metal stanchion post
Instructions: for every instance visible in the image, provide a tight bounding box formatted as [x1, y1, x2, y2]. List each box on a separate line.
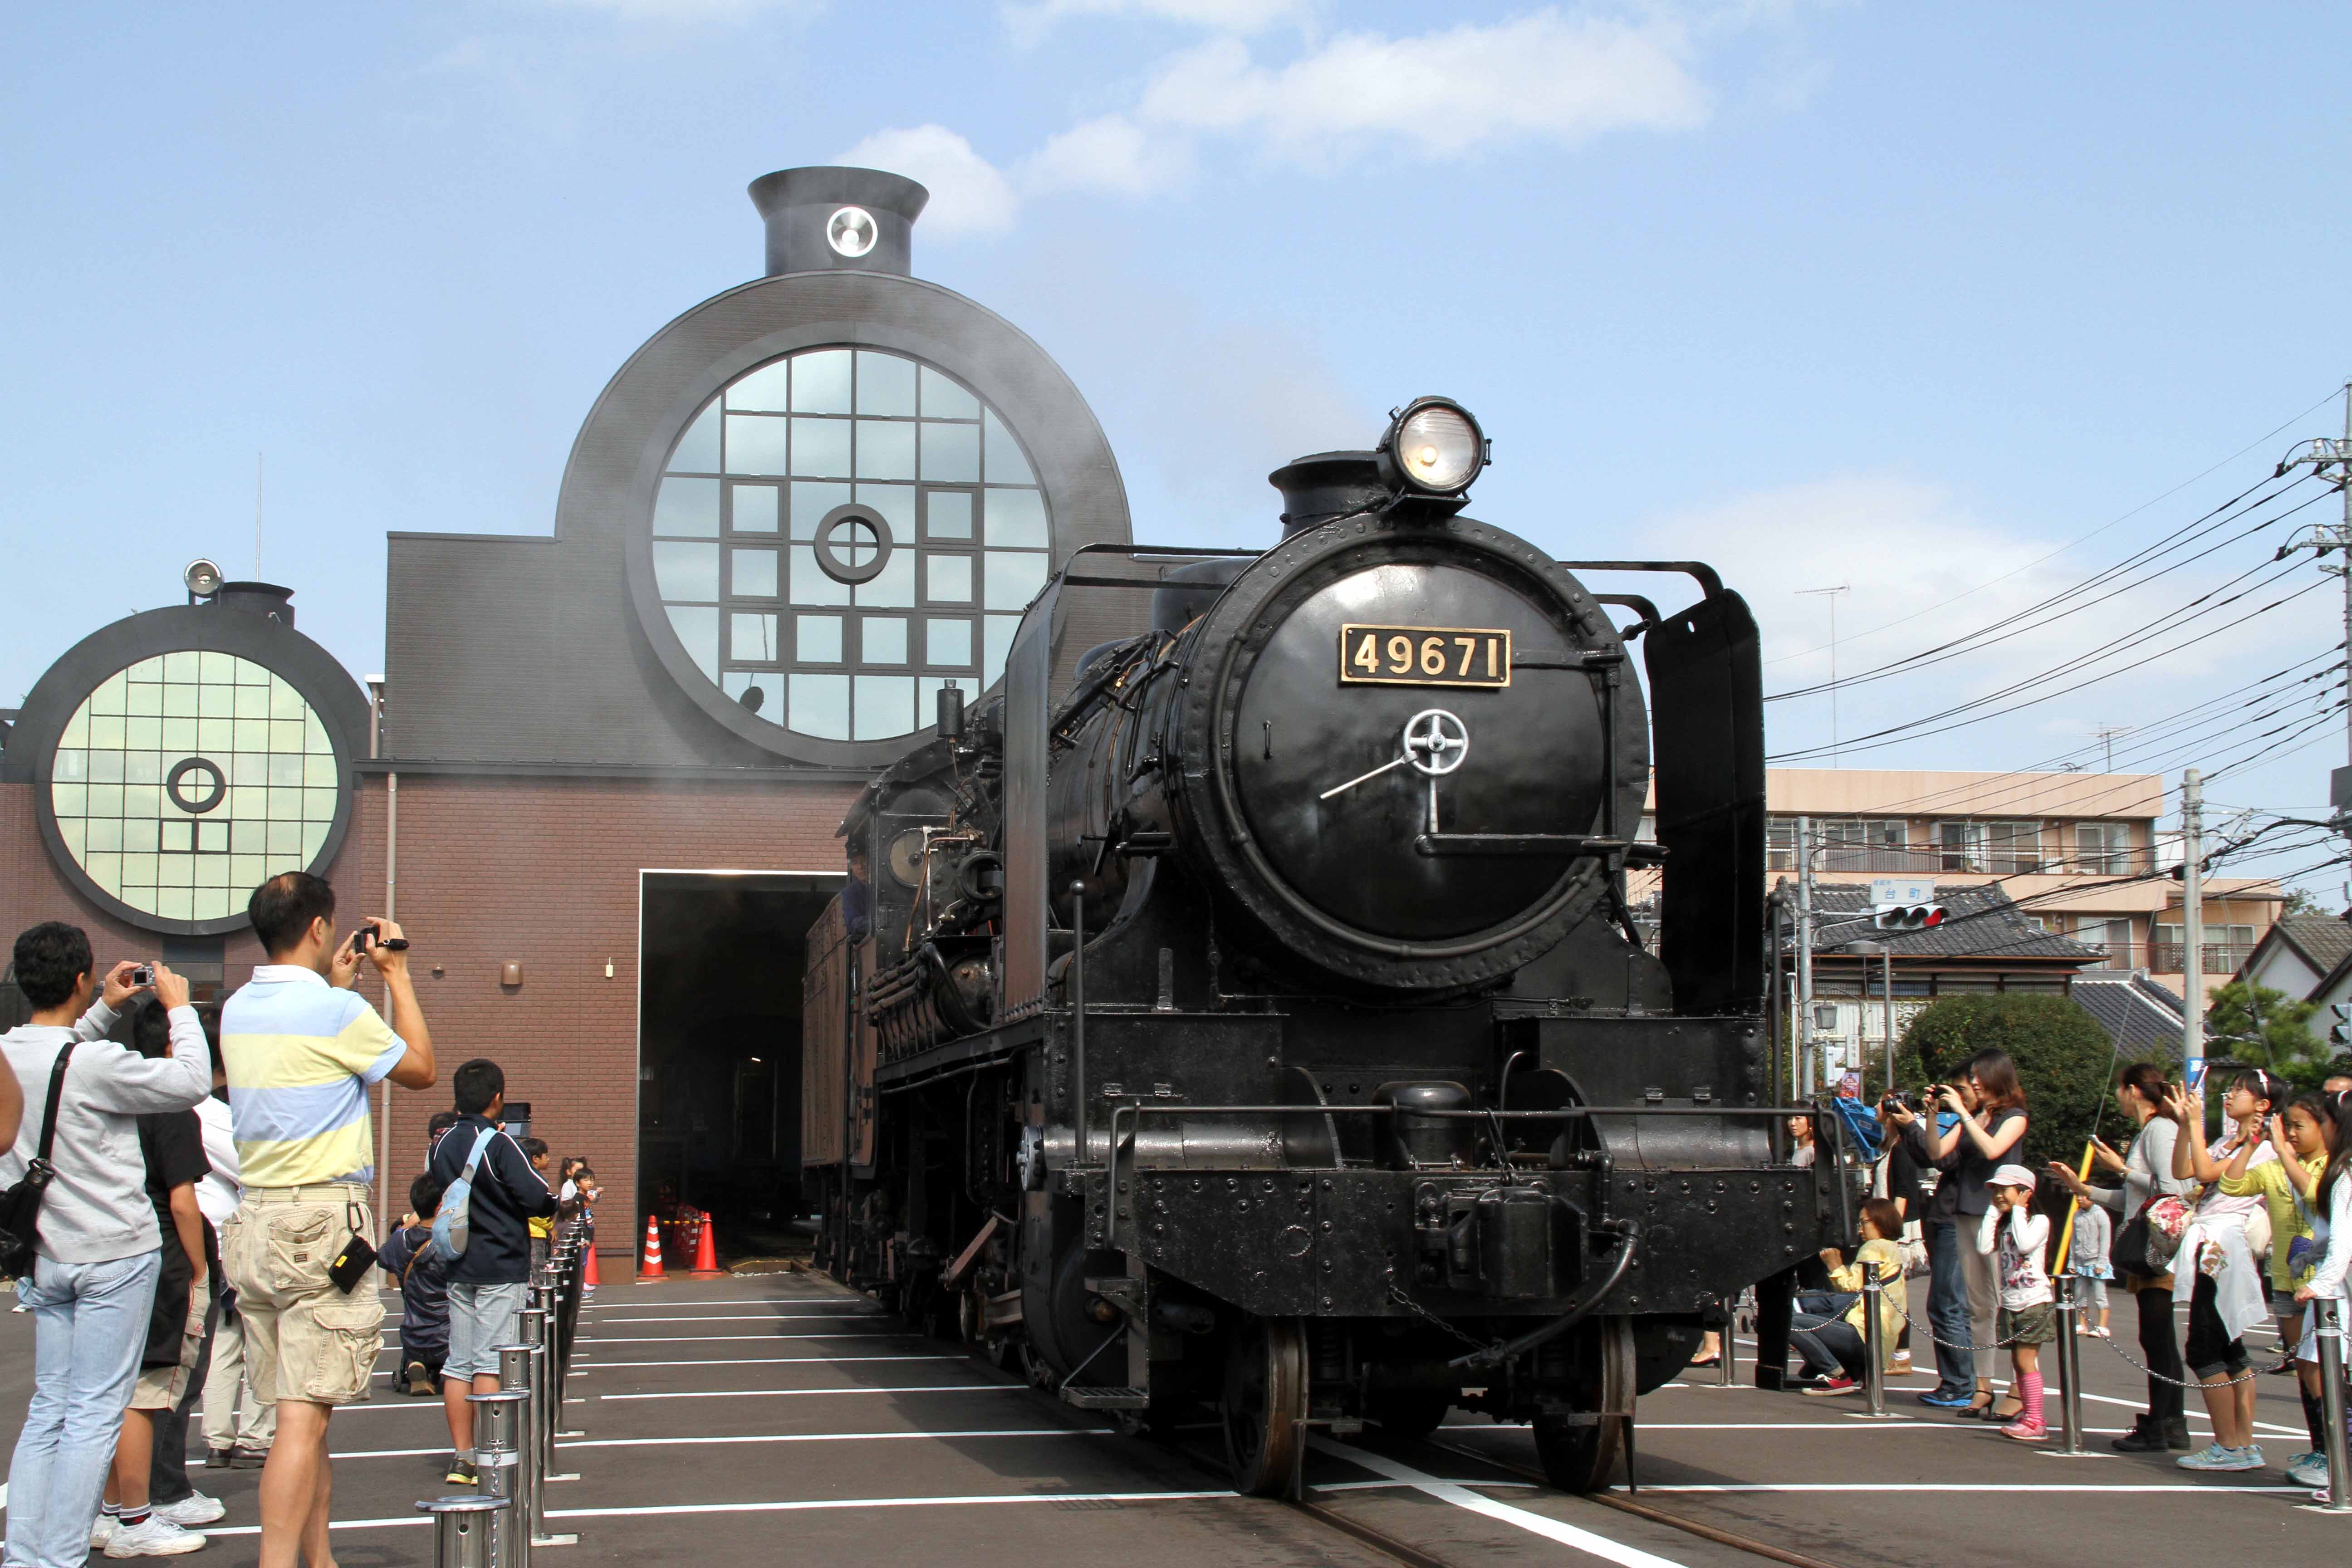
[1860, 1264, 1887, 1417]
[468, 1388, 530, 1568]
[495, 1346, 539, 1547]
[2054, 1276, 2084, 1455]
[420, 1496, 509, 1568]
[1719, 1294, 1735, 1387]
[2318, 1300, 2352, 1512]
[524, 1303, 579, 1485]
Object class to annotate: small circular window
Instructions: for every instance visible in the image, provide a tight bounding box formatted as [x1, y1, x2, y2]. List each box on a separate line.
[47, 650, 342, 924]
[647, 346, 1051, 743]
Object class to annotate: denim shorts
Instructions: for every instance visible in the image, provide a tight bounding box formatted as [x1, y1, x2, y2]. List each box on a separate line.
[445, 1281, 528, 1381]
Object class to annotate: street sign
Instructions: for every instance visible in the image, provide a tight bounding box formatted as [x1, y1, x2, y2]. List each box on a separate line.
[1871, 878, 1935, 906]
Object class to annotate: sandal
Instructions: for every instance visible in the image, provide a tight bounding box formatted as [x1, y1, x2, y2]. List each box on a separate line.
[1687, 1354, 1721, 1368]
[1989, 1401, 2024, 1423]
[1956, 1396, 1994, 1419]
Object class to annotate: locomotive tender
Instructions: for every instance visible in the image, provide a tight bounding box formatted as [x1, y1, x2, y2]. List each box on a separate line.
[804, 397, 1834, 1494]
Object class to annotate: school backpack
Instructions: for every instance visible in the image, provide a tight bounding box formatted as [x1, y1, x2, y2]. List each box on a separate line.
[429, 1126, 500, 1258]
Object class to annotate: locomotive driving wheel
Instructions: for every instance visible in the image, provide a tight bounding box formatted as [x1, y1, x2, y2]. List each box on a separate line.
[1533, 1316, 1636, 1494]
[1221, 1315, 1308, 1496]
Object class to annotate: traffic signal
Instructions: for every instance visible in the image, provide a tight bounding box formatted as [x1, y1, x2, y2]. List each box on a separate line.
[2331, 1003, 2352, 1051]
[1874, 903, 1945, 931]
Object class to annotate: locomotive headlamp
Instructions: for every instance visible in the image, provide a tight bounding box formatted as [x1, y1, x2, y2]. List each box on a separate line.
[1382, 398, 1487, 495]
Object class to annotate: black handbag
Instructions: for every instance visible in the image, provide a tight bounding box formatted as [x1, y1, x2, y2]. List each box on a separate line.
[0, 1044, 76, 1278]
[2111, 1205, 2155, 1279]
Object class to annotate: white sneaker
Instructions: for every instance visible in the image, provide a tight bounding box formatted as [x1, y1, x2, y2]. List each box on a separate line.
[90, 1513, 119, 1549]
[153, 1493, 225, 1528]
[104, 1514, 208, 1557]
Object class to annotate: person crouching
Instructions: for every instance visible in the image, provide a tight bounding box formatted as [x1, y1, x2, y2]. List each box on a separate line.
[377, 1176, 451, 1398]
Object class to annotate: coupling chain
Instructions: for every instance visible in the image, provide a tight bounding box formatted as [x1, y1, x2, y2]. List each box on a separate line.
[1384, 1271, 1495, 1354]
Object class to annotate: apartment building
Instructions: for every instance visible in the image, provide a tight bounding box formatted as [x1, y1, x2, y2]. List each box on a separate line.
[1641, 768, 2283, 1000]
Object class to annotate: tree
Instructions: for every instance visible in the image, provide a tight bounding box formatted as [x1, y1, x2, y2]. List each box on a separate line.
[1894, 995, 2122, 1177]
[2203, 978, 2326, 1086]
[2281, 887, 2330, 920]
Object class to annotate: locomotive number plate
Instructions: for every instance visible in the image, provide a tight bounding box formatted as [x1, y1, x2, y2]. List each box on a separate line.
[1339, 625, 1512, 688]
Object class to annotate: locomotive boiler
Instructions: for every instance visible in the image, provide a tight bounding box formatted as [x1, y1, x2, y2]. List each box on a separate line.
[803, 397, 1838, 1494]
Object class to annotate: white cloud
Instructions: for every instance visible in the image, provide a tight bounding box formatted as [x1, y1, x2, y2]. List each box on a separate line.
[1004, 0, 1310, 45]
[835, 125, 1019, 236]
[1021, 113, 1192, 196]
[1137, 13, 1709, 164]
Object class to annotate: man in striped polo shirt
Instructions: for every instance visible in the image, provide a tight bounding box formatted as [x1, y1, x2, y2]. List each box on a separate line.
[220, 872, 435, 1568]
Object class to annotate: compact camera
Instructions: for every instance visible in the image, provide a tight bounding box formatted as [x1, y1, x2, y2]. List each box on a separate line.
[130, 965, 153, 986]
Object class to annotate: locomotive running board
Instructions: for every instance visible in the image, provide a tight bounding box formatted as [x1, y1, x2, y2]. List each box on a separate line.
[1059, 1386, 1151, 1410]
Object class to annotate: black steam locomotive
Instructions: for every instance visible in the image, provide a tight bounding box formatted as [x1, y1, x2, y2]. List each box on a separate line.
[803, 397, 1834, 1494]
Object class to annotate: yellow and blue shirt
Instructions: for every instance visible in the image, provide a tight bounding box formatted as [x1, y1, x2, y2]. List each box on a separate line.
[221, 964, 407, 1188]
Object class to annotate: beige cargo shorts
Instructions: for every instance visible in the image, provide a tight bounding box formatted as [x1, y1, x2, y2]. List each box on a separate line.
[220, 1186, 384, 1407]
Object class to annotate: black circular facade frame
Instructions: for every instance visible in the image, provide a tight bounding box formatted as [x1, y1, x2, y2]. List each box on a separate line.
[164, 757, 227, 815]
[1171, 512, 1651, 991]
[813, 505, 892, 586]
[2, 603, 371, 938]
[600, 267, 1133, 769]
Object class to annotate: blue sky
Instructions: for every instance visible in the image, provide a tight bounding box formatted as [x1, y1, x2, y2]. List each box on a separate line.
[4, 1, 2348, 892]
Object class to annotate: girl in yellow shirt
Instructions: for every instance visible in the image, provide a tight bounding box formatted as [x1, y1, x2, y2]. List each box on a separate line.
[2220, 1096, 2329, 1480]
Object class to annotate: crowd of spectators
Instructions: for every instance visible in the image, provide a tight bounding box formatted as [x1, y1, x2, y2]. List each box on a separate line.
[0, 868, 587, 1561]
[1785, 1048, 2352, 1500]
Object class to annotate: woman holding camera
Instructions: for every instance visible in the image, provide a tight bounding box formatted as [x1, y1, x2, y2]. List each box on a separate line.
[2046, 1062, 2194, 1452]
[1924, 1051, 2029, 1419]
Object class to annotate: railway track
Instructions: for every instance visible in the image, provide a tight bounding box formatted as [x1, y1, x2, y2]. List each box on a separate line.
[1161, 1418, 1845, 1568]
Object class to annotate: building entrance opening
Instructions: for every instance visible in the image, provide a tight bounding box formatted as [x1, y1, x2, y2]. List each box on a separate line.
[638, 871, 838, 1269]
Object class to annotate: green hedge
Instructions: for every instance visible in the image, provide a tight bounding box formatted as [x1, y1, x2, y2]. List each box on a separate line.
[1893, 995, 2123, 1175]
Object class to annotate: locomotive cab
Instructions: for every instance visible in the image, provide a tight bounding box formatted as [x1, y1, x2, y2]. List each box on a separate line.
[807, 397, 1841, 1498]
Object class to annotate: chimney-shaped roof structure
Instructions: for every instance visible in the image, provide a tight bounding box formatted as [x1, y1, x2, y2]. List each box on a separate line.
[746, 166, 930, 279]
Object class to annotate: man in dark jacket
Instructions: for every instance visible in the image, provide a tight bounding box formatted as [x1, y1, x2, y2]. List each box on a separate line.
[426, 1060, 554, 1487]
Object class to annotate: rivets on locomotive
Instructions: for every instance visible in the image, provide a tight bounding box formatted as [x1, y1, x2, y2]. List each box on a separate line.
[1226, 1177, 1239, 1191]
[1322, 1179, 1335, 1191]
[1261, 1178, 1275, 1193]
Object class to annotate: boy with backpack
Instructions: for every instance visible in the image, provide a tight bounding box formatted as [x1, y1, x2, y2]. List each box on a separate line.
[426, 1060, 554, 1487]
[378, 1174, 452, 1398]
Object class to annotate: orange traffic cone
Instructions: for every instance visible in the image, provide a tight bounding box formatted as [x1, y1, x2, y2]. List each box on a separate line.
[581, 1242, 600, 1289]
[639, 1212, 666, 1280]
[690, 1210, 721, 1275]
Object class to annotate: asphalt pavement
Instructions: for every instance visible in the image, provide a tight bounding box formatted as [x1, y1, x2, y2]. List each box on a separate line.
[1, 1274, 2347, 1568]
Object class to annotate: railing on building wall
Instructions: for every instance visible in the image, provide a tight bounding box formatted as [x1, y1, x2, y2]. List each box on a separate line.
[1764, 845, 2159, 877]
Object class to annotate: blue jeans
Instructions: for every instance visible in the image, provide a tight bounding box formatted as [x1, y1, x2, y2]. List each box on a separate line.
[1789, 1312, 1866, 1379]
[5, 1251, 162, 1568]
[1924, 1219, 1974, 1395]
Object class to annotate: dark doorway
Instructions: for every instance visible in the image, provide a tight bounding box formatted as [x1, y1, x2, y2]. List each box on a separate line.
[637, 872, 837, 1265]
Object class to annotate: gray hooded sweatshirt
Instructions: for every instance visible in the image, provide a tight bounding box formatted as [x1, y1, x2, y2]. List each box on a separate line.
[0, 1000, 211, 1264]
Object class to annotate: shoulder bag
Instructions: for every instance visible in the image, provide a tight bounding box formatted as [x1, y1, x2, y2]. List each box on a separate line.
[429, 1127, 500, 1259]
[0, 1045, 77, 1278]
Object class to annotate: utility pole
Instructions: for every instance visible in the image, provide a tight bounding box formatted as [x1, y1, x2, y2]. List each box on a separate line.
[2182, 768, 2206, 1088]
[2274, 381, 2352, 833]
[1798, 584, 1852, 766]
[1796, 816, 1816, 1096]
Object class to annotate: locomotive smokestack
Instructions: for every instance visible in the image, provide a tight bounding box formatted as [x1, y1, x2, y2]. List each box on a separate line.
[746, 166, 929, 279]
[1270, 451, 1387, 537]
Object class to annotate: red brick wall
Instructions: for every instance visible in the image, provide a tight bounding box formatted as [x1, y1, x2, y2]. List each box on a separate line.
[343, 771, 860, 1267]
[1, 771, 858, 1269]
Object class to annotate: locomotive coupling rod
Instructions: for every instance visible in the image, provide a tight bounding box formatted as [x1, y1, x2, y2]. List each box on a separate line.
[1451, 1222, 1640, 1371]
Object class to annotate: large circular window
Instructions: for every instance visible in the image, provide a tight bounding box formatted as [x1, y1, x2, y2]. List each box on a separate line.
[648, 346, 1051, 743]
[47, 650, 342, 924]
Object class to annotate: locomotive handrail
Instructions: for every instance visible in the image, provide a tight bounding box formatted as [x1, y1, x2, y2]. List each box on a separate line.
[1058, 541, 1264, 590]
[1553, 560, 1724, 599]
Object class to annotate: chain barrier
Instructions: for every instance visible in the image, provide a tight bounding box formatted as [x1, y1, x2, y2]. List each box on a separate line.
[1882, 1292, 2262, 1389]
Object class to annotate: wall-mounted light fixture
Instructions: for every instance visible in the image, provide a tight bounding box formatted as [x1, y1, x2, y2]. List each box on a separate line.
[500, 961, 523, 988]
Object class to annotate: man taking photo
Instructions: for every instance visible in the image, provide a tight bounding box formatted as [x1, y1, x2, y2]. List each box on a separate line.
[1, 924, 209, 1568]
[220, 873, 435, 1568]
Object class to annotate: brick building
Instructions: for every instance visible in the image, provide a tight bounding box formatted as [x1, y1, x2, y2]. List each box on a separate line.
[0, 166, 1132, 1273]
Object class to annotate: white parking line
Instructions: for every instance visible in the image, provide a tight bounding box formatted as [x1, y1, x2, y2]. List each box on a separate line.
[1316, 1440, 1688, 1567]
[602, 1384, 1026, 1402]
[1614, 1483, 2307, 1494]
[330, 1429, 1109, 1460]
[571, 1335, 908, 1354]
[579, 1354, 963, 1370]
[583, 1313, 884, 1323]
